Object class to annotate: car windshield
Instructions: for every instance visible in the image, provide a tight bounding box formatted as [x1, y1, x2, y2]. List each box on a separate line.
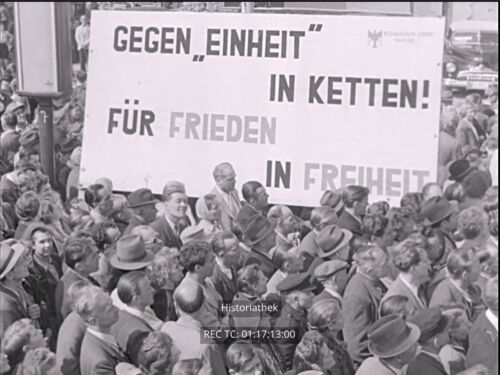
[452, 31, 498, 46]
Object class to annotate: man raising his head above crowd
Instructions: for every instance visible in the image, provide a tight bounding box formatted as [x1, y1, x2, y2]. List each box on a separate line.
[237, 180, 269, 228]
[150, 181, 191, 249]
[210, 162, 242, 231]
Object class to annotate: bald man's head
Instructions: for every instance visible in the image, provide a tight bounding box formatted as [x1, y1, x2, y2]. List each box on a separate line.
[174, 280, 204, 314]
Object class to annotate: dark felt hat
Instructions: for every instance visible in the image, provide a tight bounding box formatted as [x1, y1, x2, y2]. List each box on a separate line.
[127, 188, 159, 208]
[314, 225, 352, 259]
[277, 272, 316, 295]
[319, 190, 344, 214]
[242, 214, 277, 246]
[421, 196, 456, 226]
[313, 259, 349, 282]
[448, 159, 473, 182]
[408, 307, 449, 343]
[368, 314, 421, 358]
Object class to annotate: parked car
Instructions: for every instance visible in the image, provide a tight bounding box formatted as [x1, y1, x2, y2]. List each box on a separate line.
[443, 20, 498, 92]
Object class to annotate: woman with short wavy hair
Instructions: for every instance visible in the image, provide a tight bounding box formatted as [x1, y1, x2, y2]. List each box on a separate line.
[14, 191, 40, 240]
[308, 299, 355, 374]
[292, 330, 338, 374]
[137, 331, 178, 375]
[226, 341, 282, 375]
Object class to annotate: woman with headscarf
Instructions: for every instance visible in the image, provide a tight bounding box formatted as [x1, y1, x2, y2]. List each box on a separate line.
[195, 194, 223, 238]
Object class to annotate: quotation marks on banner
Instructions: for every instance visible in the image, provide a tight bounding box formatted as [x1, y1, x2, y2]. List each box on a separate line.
[308, 24, 323, 32]
[193, 55, 205, 62]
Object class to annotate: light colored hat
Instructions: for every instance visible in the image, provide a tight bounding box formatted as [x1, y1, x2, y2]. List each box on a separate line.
[0, 242, 27, 279]
[180, 226, 209, 245]
[110, 234, 154, 270]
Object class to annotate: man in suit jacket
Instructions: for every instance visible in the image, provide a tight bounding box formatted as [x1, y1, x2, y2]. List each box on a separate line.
[123, 188, 159, 235]
[342, 245, 391, 366]
[237, 180, 269, 229]
[312, 260, 349, 307]
[240, 215, 278, 279]
[75, 286, 127, 375]
[179, 241, 223, 329]
[438, 107, 460, 185]
[111, 271, 155, 365]
[429, 249, 483, 322]
[466, 277, 498, 375]
[274, 273, 315, 371]
[337, 185, 370, 237]
[382, 239, 433, 317]
[209, 231, 240, 304]
[456, 106, 481, 149]
[55, 237, 100, 324]
[407, 308, 450, 375]
[56, 280, 89, 375]
[162, 281, 227, 375]
[150, 181, 191, 248]
[209, 162, 242, 232]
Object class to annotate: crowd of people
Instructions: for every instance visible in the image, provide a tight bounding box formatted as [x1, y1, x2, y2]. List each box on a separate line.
[0, 5, 499, 375]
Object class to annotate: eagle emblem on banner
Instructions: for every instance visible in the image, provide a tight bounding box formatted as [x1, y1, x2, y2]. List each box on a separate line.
[368, 30, 383, 48]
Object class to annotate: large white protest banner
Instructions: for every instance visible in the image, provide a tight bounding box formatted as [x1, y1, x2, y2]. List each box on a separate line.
[80, 11, 444, 206]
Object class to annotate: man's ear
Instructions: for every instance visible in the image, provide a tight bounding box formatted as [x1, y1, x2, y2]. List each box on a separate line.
[74, 262, 84, 274]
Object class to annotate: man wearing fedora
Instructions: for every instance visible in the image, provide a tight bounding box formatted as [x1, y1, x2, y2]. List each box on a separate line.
[240, 214, 278, 279]
[320, 190, 345, 217]
[298, 206, 338, 269]
[124, 188, 159, 234]
[237, 181, 269, 229]
[108, 234, 160, 330]
[150, 181, 191, 249]
[342, 245, 391, 366]
[308, 224, 353, 276]
[337, 185, 370, 237]
[313, 259, 349, 307]
[407, 307, 451, 375]
[209, 231, 241, 305]
[0, 239, 41, 336]
[356, 314, 420, 375]
[421, 196, 458, 268]
[447, 159, 475, 186]
[275, 272, 315, 371]
[209, 162, 242, 232]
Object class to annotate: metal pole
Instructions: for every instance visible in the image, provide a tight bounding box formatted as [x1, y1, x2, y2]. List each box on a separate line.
[38, 97, 56, 186]
[241, 2, 255, 13]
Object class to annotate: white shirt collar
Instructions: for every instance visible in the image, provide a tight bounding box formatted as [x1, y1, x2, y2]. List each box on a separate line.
[491, 236, 498, 247]
[122, 305, 146, 320]
[216, 257, 233, 280]
[215, 185, 231, 201]
[324, 286, 342, 301]
[87, 327, 119, 348]
[163, 213, 178, 232]
[449, 278, 472, 303]
[399, 273, 420, 300]
[486, 309, 498, 332]
[420, 350, 442, 363]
